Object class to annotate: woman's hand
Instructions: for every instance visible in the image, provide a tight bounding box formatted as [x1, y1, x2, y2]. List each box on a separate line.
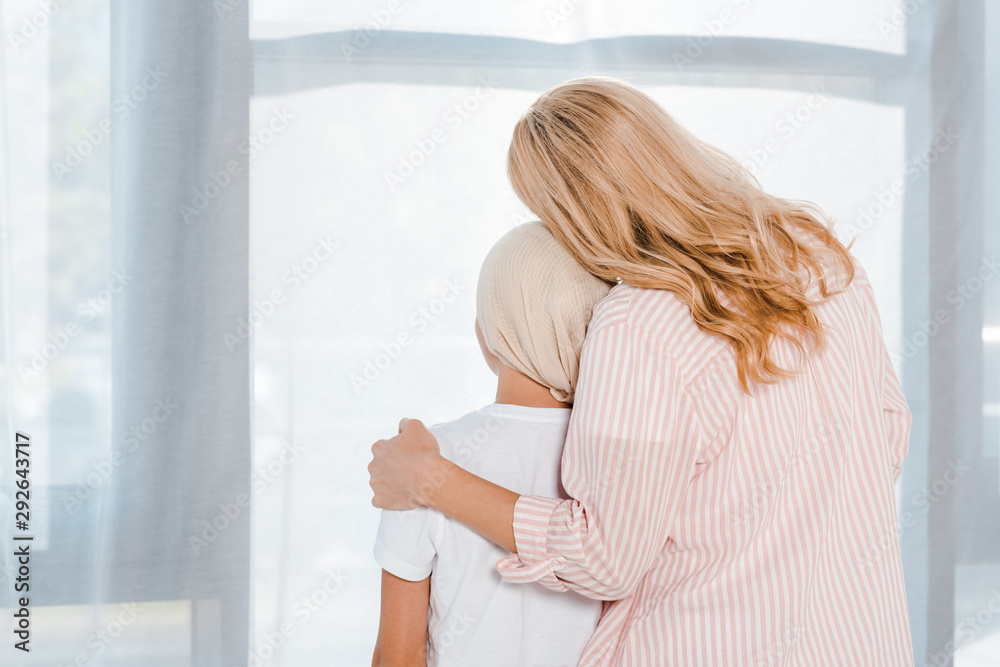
[370, 417, 519, 552]
[369, 418, 454, 510]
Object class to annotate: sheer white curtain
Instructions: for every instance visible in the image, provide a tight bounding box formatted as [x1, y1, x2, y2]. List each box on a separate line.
[0, 0, 997, 665]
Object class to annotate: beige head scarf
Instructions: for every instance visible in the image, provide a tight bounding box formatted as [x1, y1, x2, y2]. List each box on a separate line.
[476, 221, 614, 404]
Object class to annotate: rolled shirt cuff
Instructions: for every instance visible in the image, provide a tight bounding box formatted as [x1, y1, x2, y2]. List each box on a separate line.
[495, 494, 569, 591]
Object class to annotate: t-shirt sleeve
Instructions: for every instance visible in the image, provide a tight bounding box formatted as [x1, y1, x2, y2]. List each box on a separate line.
[374, 507, 439, 582]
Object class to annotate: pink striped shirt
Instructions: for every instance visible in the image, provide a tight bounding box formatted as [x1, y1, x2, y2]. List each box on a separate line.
[495, 263, 913, 666]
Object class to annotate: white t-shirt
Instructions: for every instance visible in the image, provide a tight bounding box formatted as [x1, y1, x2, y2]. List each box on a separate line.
[374, 403, 602, 667]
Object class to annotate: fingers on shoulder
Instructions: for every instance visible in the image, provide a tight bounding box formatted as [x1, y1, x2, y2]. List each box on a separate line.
[399, 417, 427, 433]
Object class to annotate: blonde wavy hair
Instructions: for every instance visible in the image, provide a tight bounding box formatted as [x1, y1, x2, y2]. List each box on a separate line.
[507, 76, 855, 393]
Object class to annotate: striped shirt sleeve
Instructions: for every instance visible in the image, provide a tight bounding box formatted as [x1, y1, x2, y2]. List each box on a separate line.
[495, 317, 702, 600]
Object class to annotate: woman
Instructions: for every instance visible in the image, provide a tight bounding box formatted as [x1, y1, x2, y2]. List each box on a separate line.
[368, 77, 913, 665]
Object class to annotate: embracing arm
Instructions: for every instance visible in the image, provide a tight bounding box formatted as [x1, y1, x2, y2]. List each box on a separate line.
[371, 314, 704, 601]
[368, 425, 518, 553]
[421, 462, 519, 553]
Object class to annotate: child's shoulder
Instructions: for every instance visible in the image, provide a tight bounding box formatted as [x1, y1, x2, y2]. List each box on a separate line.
[425, 404, 507, 444]
[428, 403, 571, 469]
[423, 405, 506, 468]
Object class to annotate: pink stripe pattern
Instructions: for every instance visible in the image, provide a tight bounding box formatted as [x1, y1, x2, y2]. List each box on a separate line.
[495, 264, 913, 666]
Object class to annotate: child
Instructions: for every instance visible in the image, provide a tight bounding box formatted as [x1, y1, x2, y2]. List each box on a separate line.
[371, 221, 613, 667]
